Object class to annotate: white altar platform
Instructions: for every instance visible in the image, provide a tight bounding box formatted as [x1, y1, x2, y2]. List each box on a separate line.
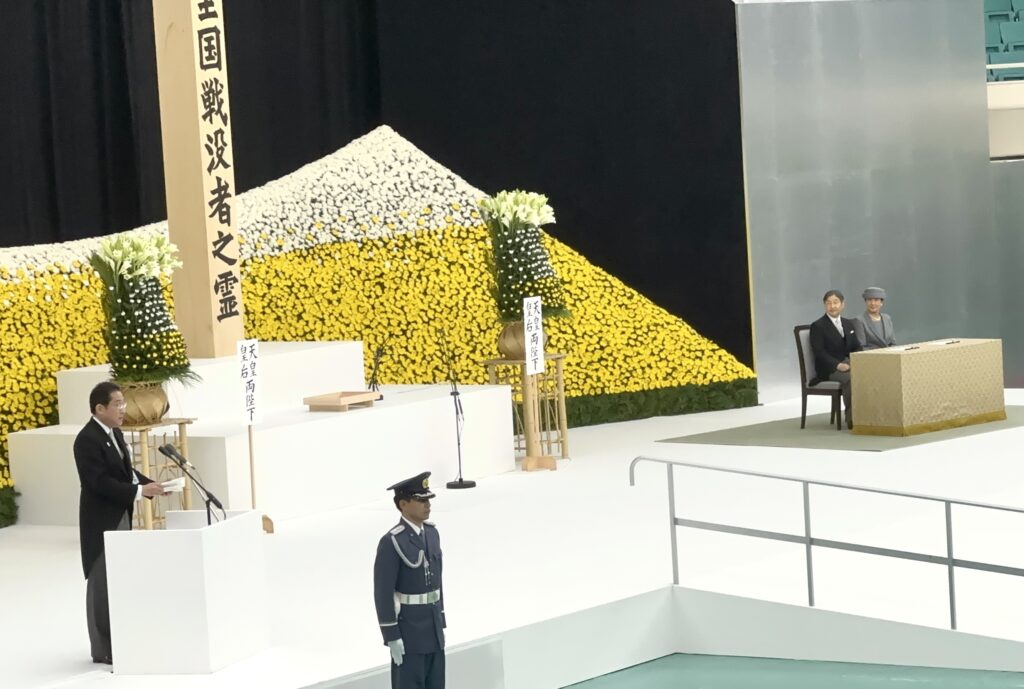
[7, 392, 1024, 688]
[53, 341, 366, 426]
[9, 342, 515, 525]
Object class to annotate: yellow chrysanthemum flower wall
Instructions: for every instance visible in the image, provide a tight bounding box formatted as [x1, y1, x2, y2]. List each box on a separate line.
[0, 126, 755, 526]
[240, 224, 753, 396]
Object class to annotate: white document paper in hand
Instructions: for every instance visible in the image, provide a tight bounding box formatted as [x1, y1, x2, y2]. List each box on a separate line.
[160, 476, 186, 493]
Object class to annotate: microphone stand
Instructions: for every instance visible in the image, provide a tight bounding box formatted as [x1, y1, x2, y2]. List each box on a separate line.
[159, 445, 226, 526]
[438, 329, 475, 489]
[367, 336, 389, 400]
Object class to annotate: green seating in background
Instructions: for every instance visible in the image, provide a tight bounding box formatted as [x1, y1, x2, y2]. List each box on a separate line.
[987, 20, 1003, 54]
[990, 50, 1024, 80]
[987, 0, 1015, 23]
[984, 1, 1024, 80]
[1001, 20, 1024, 50]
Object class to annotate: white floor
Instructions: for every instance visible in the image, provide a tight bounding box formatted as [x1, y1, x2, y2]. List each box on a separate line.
[6, 391, 1024, 689]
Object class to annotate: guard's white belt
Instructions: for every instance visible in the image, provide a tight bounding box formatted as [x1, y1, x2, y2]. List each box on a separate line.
[397, 590, 440, 605]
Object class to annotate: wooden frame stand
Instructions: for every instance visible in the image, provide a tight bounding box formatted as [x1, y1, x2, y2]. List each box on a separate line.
[521, 455, 557, 471]
[483, 353, 569, 471]
[122, 417, 196, 530]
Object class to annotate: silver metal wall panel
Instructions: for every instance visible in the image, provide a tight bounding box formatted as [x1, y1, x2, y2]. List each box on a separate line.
[992, 159, 1024, 387]
[737, 0, 999, 401]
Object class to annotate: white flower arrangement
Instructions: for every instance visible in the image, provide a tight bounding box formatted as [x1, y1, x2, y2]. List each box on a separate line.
[92, 234, 182, 280]
[478, 189, 568, 322]
[0, 225, 166, 278]
[89, 234, 195, 385]
[0, 127, 491, 275]
[477, 190, 556, 230]
[233, 126, 486, 260]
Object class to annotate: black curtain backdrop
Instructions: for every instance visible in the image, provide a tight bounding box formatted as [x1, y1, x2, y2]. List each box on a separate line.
[0, 0, 751, 365]
[0, 0, 380, 245]
[375, 0, 750, 365]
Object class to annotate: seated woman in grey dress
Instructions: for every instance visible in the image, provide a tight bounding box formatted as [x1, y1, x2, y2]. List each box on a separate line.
[853, 286, 895, 350]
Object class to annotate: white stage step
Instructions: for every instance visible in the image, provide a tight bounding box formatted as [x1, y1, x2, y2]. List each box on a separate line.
[55, 340, 365, 426]
[11, 341, 515, 526]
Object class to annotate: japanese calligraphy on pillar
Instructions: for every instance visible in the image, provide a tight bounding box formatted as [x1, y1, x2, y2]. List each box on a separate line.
[152, 0, 244, 358]
[193, 0, 242, 328]
[238, 339, 261, 425]
[524, 296, 545, 375]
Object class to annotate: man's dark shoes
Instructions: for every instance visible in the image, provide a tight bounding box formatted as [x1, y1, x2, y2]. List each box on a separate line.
[92, 656, 112, 665]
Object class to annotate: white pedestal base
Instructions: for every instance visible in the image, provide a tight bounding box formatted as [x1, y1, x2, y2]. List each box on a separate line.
[105, 510, 268, 674]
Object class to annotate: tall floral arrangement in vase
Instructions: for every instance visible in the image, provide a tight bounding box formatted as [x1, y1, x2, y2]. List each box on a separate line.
[479, 190, 569, 358]
[89, 234, 198, 424]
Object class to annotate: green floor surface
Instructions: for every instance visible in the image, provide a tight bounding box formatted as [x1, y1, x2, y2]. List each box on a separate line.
[565, 654, 1024, 688]
[658, 406, 1024, 452]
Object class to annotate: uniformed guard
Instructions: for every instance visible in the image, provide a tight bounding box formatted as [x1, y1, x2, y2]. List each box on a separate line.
[374, 471, 446, 689]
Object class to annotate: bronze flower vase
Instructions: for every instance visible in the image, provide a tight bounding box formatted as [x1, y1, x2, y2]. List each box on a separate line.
[120, 381, 170, 426]
[497, 321, 526, 359]
[497, 321, 547, 360]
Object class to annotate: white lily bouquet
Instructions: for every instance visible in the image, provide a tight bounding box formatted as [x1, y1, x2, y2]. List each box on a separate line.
[93, 234, 183, 280]
[478, 190, 569, 323]
[90, 234, 198, 385]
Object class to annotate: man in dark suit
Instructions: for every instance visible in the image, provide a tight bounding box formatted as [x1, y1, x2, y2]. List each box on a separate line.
[74, 381, 166, 665]
[809, 290, 863, 429]
[373, 472, 445, 689]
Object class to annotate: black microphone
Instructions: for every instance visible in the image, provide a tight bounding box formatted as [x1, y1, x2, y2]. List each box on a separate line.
[436, 327, 475, 490]
[367, 335, 389, 395]
[158, 444, 224, 512]
[158, 444, 194, 470]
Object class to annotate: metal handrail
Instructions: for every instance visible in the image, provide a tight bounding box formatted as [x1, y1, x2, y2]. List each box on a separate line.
[629, 456, 1024, 630]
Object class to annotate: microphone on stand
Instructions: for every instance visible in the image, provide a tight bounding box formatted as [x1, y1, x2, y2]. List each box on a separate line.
[157, 443, 196, 470]
[158, 444, 226, 524]
[367, 336, 390, 399]
[438, 328, 475, 490]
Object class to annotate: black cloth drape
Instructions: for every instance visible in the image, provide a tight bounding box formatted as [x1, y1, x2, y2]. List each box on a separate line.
[0, 1, 142, 245]
[0, 0, 380, 246]
[0, 0, 750, 364]
[375, 0, 751, 364]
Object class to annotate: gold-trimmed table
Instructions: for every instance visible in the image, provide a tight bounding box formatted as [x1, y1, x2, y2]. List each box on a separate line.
[851, 339, 1005, 436]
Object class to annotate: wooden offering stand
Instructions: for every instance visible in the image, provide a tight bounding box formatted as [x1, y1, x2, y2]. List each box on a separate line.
[303, 390, 381, 412]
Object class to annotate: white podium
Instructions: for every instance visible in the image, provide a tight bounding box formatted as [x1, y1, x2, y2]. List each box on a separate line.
[104, 510, 269, 674]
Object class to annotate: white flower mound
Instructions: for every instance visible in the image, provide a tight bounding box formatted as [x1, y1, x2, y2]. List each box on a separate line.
[0, 225, 165, 278]
[238, 125, 487, 260]
[0, 126, 488, 274]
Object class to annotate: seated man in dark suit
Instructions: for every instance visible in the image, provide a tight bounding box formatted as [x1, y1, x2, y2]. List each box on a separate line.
[809, 289, 863, 429]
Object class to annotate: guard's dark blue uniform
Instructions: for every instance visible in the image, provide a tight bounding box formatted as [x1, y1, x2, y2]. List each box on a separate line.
[374, 518, 445, 688]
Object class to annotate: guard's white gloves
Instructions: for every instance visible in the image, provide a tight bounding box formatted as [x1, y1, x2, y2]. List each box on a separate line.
[387, 638, 405, 666]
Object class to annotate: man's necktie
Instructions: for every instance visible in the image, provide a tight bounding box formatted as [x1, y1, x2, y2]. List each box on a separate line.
[419, 530, 432, 586]
[109, 431, 122, 458]
[110, 431, 138, 484]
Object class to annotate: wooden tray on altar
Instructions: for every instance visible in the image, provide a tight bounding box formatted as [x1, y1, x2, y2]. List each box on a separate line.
[303, 390, 381, 412]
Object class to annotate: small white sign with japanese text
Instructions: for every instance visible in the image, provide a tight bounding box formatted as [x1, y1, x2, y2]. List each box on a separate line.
[238, 338, 261, 425]
[523, 296, 544, 376]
